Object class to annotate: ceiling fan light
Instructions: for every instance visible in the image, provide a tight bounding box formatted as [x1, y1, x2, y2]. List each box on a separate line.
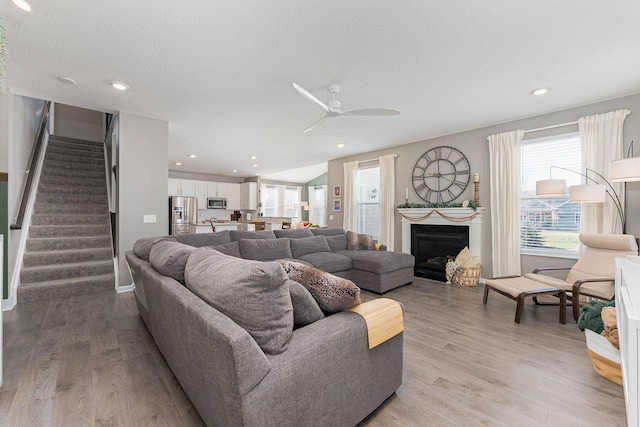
[536, 179, 566, 196]
[610, 157, 640, 182]
[569, 184, 606, 203]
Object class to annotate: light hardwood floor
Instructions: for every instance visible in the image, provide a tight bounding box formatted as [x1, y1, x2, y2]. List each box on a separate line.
[0, 278, 627, 426]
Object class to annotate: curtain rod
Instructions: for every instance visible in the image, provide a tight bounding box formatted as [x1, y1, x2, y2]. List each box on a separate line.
[523, 120, 578, 134]
[359, 154, 398, 164]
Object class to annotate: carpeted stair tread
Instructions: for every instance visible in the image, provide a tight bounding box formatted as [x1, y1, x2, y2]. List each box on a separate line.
[36, 193, 107, 205]
[37, 184, 107, 196]
[40, 168, 105, 180]
[41, 160, 105, 173]
[28, 224, 110, 238]
[31, 214, 110, 226]
[21, 260, 114, 283]
[17, 274, 114, 303]
[23, 247, 113, 267]
[26, 236, 112, 252]
[33, 203, 108, 215]
[49, 135, 103, 146]
[38, 175, 106, 188]
[48, 140, 104, 153]
[46, 146, 105, 160]
[45, 152, 104, 166]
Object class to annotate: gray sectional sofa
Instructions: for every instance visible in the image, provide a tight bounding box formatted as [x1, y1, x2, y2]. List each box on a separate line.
[125, 227, 412, 426]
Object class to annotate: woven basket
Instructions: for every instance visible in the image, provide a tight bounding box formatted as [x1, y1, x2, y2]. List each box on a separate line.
[451, 265, 481, 287]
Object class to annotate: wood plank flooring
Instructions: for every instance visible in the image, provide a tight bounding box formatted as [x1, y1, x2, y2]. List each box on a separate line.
[0, 278, 627, 426]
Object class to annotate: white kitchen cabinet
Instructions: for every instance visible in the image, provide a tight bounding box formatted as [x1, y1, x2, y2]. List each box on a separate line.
[226, 183, 241, 210]
[195, 180, 209, 208]
[208, 182, 228, 198]
[240, 182, 258, 210]
[168, 178, 196, 197]
[168, 178, 181, 196]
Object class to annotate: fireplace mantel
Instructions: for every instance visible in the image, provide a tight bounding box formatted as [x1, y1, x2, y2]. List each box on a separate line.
[398, 207, 485, 262]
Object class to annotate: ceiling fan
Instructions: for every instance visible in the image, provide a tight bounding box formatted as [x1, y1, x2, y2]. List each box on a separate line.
[292, 82, 400, 133]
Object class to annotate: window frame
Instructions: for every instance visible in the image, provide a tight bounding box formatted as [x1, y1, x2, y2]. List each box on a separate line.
[355, 164, 381, 240]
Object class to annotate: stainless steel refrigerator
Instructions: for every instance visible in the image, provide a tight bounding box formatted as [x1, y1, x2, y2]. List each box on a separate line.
[169, 196, 197, 235]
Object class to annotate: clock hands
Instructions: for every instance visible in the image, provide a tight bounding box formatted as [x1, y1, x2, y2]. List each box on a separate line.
[425, 172, 453, 182]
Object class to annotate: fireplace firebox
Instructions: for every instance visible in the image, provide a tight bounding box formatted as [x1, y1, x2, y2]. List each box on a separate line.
[411, 224, 469, 281]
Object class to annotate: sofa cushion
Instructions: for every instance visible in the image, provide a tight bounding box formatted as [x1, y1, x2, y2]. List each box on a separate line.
[278, 260, 361, 314]
[290, 235, 331, 259]
[311, 227, 346, 236]
[240, 238, 292, 261]
[185, 248, 293, 355]
[210, 241, 242, 258]
[173, 230, 231, 247]
[296, 252, 352, 273]
[346, 231, 376, 250]
[149, 241, 196, 283]
[337, 250, 415, 274]
[230, 230, 276, 241]
[326, 234, 347, 252]
[133, 236, 177, 261]
[274, 228, 314, 239]
[287, 279, 324, 328]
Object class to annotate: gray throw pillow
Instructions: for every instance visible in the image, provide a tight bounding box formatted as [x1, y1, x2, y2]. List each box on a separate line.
[346, 231, 376, 250]
[185, 248, 293, 355]
[133, 236, 177, 261]
[149, 241, 196, 283]
[210, 241, 241, 258]
[239, 238, 292, 261]
[290, 235, 330, 258]
[277, 260, 361, 314]
[325, 234, 347, 252]
[288, 279, 324, 328]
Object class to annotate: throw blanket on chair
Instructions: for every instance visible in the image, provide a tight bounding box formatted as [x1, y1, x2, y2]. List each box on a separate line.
[348, 298, 404, 349]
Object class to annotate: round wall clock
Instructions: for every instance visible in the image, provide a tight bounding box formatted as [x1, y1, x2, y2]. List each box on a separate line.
[412, 146, 471, 203]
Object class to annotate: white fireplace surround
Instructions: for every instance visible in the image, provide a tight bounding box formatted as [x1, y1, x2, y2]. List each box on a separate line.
[398, 207, 485, 264]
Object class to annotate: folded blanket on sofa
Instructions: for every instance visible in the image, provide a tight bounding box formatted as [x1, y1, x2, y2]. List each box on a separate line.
[348, 298, 403, 349]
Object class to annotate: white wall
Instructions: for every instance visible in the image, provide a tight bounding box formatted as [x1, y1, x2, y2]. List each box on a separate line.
[328, 93, 640, 278]
[117, 113, 169, 287]
[53, 103, 104, 142]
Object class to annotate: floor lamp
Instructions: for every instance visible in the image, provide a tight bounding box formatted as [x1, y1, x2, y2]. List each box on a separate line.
[536, 166, 626, 233]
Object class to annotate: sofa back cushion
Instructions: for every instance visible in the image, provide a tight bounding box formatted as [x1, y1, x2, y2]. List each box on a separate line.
[210, 241, 241, 258]
[326, 234, 347, 252]
[240, 238, 292, 261]
[311, 227, 346, 236]
[149, 241, 196, 283]
[173, 230, 231, 247]
[287, 279, 324, 328]
[185, 248, 293, 355]
[230, 230, 277, 241]
[133, 236, 177, 261]
[290, 235, 331, 259]
[274, 228, 314, 239]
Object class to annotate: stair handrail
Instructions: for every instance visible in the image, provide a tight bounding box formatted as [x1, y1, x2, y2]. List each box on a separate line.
[10, 100, 51, 230]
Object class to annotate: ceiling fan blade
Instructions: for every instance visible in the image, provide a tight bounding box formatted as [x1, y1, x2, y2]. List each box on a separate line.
[303, 116, 327, 133]
[343, 108, 401, 116]
[293, 82, 329, 112]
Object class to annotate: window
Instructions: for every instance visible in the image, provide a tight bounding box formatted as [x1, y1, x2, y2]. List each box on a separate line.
[309, 185, 327, 226]
[262, 185, 277, 217]
[260, 183, 303, 217]
[284, 186, 299, 218]
[520, 133, 581, 255]
[356, 166, 380, 240]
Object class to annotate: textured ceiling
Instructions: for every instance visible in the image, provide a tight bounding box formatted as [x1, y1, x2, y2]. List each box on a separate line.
[2, 1, 640, 182]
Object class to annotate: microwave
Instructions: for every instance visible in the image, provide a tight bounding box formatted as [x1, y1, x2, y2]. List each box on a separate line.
[207, 198, 227, 209]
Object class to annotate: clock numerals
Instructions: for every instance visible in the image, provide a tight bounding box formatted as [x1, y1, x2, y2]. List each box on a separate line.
[414, 182, 427, 195]
[453, 180, 467, 190]
[434, 147, 442, 160]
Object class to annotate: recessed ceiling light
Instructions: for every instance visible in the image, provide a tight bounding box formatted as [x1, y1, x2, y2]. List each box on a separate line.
[110, 81, 129, 91]
[187, 154, 196, 158]
[13, 0, 31, 11]
[174, 162, 182, 166]
[58, 77, 75, 84]
[250, 155, 257, 160]
[530, 87, 548, 96]
[336, 143, 345, 148]
[232, 169, 238, 173]
[251, 164, 258, 167]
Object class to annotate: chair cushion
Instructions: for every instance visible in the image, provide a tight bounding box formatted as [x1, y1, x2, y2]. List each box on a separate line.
[290, 235, 330, 258]
[296, 252, 352, 273]
[239, 238, 292, 261]
[524, 273, 572, 291]
[148, 241, 195, 283]
[288, 279, 324, 328]
[185, 248, 293, 355]
[274, 228, 314, 239]
[338, 250, 415, 274]
[278, 260, 361, 314]
[230, 230, 277, 241]
[485, 276, 560, 298]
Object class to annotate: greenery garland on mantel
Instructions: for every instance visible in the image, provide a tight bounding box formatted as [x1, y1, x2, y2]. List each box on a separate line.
[397, 200, 478, 211]
[0, 18, 7, 93]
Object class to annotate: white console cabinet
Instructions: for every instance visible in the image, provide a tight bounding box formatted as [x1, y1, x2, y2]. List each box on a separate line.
[616, 256, 640, 427]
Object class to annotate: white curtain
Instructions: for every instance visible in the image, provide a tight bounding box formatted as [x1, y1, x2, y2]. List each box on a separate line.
[343, 160, 359, 232]
[378, 154, 395, 251]
[487, 130, 524, 277]
[578, 109, 629, 234]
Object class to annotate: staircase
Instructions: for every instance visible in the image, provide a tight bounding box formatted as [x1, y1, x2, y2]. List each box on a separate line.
[18, 135, 115, 303]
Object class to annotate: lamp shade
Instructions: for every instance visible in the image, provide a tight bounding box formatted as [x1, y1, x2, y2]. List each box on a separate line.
[536, 179, 566, 196]
[610, 157, 640, 182]
[569, 185, 606, 203]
